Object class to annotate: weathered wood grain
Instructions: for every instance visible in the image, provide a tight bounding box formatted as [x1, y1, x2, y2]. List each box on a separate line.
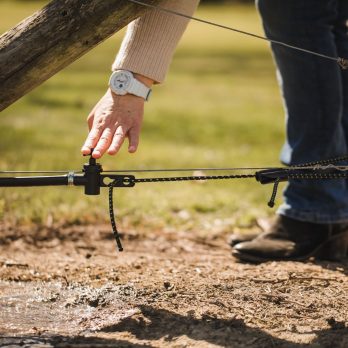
[0, 0, 162, 111]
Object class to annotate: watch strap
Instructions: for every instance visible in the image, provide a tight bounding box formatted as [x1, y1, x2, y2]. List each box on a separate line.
[128, 78, 152, 101]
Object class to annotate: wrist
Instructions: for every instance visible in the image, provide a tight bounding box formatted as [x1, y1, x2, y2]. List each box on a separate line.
[133, 73, 154, 88]
[107, 88, 144, 102]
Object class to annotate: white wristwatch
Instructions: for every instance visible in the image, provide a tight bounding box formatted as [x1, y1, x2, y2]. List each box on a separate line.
[109, 70, 152, 101]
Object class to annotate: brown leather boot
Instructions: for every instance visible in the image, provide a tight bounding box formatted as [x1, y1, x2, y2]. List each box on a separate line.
[232, 215, 348, 263]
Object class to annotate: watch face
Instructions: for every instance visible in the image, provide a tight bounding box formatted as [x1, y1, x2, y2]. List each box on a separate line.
[110, 71, 132, 95]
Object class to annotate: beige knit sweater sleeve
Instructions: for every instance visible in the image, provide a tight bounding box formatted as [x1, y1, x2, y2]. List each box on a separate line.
[112, 0, 199, 83]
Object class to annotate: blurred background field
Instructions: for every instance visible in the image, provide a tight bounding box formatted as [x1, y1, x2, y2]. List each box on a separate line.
[0, 1, 284, 232]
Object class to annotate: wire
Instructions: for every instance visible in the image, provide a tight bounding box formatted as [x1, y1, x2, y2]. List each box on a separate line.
[128, 0, 348, 69]
[2, 165, 348, 176]
[101, 165, 348, 173]
[1, 153, 348, 176]
[0, 170, 82, 174]
[103, 167, 277, 173]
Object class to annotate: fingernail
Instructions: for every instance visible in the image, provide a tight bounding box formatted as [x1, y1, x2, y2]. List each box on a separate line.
[92, 150, 101, 158]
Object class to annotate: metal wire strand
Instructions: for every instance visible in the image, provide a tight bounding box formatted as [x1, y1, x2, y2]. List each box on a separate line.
[0, 170, 82, 174]
[128, 0, 348, 69]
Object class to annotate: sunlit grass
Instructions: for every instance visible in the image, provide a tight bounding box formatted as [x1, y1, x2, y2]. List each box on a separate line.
[0, 2, 285, 229]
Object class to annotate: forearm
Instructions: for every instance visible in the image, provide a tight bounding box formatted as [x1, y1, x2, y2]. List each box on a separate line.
[82, 1, 199, 158]
[113, 0, 200, 83]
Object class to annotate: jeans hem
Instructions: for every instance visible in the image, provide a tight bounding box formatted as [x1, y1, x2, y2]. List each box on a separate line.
[277, 205, 348, 224]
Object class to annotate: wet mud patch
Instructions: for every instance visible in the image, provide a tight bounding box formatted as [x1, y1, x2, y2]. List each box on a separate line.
[0, 281, 138, 335]
[0, 223, 347, 347]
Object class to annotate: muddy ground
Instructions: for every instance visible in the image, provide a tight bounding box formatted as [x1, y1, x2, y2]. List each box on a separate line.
[0, 221, 347, 348]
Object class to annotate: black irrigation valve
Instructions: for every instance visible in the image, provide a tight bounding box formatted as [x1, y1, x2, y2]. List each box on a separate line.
[81, 149, 136, 252]
[1, 152, 348, 251]
[0, 150, 135, 252]
[81, 149, 136, 196]
[0, 150, 135, 193]
[83, 152, 103, 195]
[82, 149, 135, 195]
[255, 159, 348, 208]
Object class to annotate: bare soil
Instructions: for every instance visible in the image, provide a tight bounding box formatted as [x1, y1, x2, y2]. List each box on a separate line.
[0, 222, 347, 348]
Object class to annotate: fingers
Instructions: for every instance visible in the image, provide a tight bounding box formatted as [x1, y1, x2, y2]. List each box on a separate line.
[128, 127, 140, 153]
[82, 125, 140, 158]
[106, 126, 140, 155]
[82, 126, 128, 158]
[93, 127, 114, 158]
[81, 127, 101, 156]
[81, 109, 96, 155]
[82, 90, 144, 158]
[95, 126, 139, 156]
[107, 127, 126, 156]
[87, 113, 94, 130]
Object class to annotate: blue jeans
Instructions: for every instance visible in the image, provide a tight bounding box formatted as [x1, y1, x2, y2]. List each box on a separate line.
[257, 0, 348, 223]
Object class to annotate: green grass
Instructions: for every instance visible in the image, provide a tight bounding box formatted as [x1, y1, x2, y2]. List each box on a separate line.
[0, 2, 285, 230]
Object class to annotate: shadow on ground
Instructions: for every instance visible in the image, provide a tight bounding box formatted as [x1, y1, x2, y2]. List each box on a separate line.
[99, 305, 348, 348]
[1, 307, 347, 348]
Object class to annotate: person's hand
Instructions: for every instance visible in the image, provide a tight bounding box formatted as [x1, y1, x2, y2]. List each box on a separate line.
[81, 88, 144, 159]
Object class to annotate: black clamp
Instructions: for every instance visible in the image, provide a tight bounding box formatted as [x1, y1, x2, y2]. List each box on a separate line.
[81, 152, 135, 195]
[81, 151, 136, 252]
[255, 168, 290, 208]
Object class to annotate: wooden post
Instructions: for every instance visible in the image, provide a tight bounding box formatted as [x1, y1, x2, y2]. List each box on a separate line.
[0, 0, 163, 111]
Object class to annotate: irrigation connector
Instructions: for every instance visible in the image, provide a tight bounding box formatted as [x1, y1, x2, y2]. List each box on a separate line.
[1, 153, 348, 252]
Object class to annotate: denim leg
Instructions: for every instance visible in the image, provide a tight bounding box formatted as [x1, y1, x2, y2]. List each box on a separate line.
[336, 1, 348, 146]
[257, 0, 348, 223]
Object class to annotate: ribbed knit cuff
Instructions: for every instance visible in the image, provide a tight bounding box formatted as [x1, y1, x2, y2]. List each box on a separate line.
[112, 0, 199, 83]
